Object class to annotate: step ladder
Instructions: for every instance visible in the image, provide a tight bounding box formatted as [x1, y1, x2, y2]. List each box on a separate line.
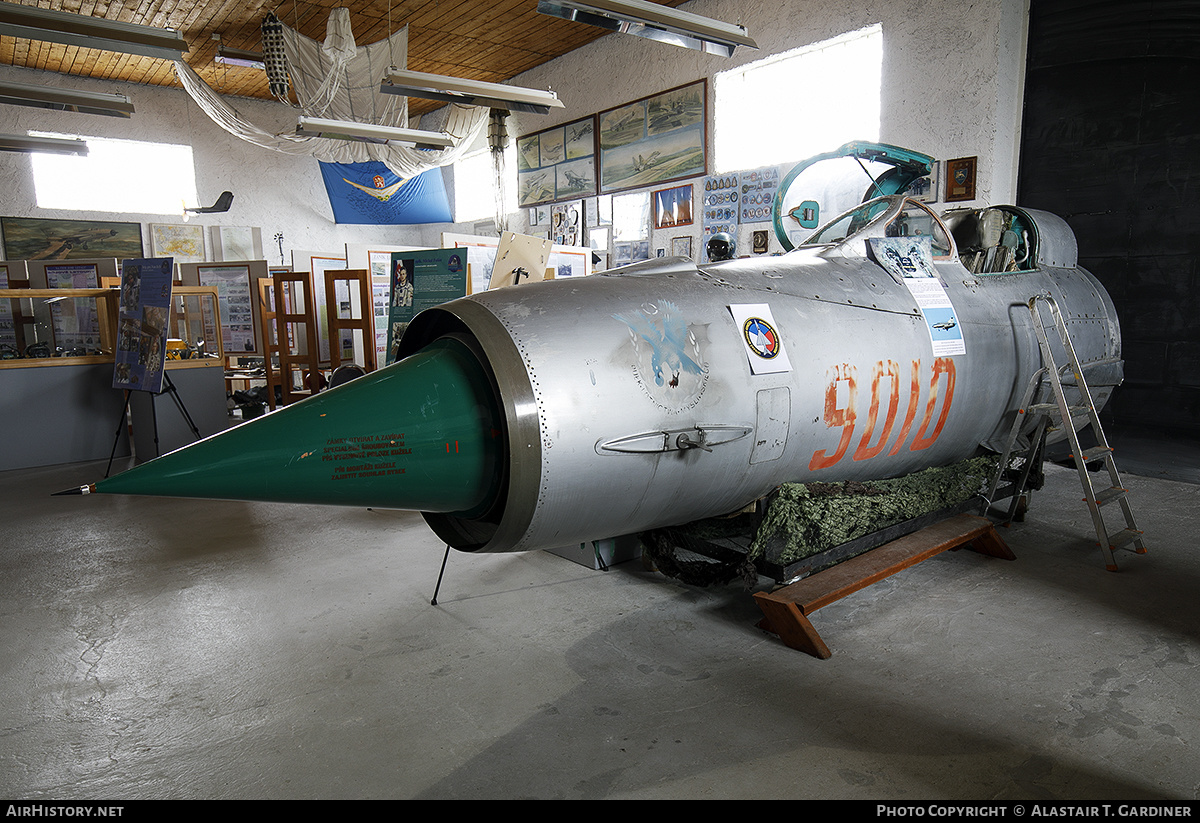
[986, 294, 1146, 571]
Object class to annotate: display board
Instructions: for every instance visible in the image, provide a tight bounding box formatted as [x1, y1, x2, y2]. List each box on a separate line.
[179, 260, 271, 357]
[384, 249, 468, 365]
[441, 232, 591, 295]
[345, 243, 427, 365]
[113, 258, 174, 393]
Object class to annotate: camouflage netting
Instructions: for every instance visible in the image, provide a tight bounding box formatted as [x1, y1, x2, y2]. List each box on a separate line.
[750, 455, 999, 565]
[641, 455, 999, 586]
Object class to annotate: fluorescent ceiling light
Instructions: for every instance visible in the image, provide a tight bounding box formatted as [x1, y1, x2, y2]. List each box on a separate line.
[537, 0, 757, 57]
[0, 79, 134, 118]
[296, 116, 456, 150]
[380, 69, 565, 115]
[215, 45, 265, 70]
[0, 133, 88, 155]
[0, 1, 188, 60]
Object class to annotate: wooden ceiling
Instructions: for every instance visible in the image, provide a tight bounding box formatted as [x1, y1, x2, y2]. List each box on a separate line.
[0, 0, 689, 116]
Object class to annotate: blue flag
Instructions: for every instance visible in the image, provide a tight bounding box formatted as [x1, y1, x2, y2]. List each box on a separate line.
[318, 161, 452, 224]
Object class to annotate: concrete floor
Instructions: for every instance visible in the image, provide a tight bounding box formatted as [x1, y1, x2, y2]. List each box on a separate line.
[2, 439, 1198, 799]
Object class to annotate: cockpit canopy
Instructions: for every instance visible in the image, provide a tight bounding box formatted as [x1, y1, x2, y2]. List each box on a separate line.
[799, 195, 955, 258]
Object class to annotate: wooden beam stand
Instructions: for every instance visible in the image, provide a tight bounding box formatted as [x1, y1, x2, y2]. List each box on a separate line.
[753, 514, 1014, 659]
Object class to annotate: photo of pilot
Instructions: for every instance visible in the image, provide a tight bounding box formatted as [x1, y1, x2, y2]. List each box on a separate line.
[392, 260, 413, 308]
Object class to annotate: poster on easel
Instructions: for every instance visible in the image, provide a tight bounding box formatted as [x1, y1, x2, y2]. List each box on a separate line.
[384, 249, 467, 365]
[113, 258, 174, 393]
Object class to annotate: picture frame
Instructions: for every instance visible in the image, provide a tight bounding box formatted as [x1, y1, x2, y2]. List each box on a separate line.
[517, 116, 597, 208]
[671, 236, 693, 259]
[905, 161, 940, 204]
[598, 80, 707, 194]
[149, 223, 206, 263]
[1, 216, 143, 261]
[944, 156, 977, 202]
[652, 184, 694, 229]
[211, 226, 263, 261]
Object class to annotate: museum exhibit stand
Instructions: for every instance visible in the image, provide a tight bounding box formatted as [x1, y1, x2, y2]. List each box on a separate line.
[0, 284, 228, 470]
[126, 287, 229, 461]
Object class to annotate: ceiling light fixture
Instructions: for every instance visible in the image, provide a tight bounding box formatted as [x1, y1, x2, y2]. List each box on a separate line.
[296, 116, 456, 150]
[0, 133, 88, 155]
[0, 79, 134, 118]
[0, 1, 188, 60]
[215, 45, 265, 70]
[536, 0, 757, 57]
[380, 69, 565, 116]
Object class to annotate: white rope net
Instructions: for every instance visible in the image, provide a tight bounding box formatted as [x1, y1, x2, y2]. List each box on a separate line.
[174, 9, 488, 176]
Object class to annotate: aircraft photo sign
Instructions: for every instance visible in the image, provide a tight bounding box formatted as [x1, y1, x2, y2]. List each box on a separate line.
[869, 237, 966, 357]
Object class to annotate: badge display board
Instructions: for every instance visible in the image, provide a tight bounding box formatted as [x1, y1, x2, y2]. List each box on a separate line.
[113, 258, 174, 393]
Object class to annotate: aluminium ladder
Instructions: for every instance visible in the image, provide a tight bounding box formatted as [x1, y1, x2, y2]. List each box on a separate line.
[986, 294, 1146, 571]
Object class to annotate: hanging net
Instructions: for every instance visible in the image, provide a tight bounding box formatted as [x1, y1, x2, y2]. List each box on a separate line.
[174, 8, 488, 177]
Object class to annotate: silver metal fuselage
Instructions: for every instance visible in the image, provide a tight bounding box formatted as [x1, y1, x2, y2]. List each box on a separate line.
[400, 200, 1120, 553]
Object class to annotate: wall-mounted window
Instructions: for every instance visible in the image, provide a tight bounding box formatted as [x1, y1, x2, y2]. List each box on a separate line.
[30, 133, 199, 215]
[454, 145, 516, 223]
[713, 24, 883, 172]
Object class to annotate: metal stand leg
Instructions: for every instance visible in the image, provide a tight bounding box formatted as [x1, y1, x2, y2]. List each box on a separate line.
[105, 390, 131, 478]
[431, 544, 451, 605]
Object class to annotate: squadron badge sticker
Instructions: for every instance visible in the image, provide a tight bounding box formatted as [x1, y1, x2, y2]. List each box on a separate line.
[742, 316, 780, 359]
[729, 303, 793, 374]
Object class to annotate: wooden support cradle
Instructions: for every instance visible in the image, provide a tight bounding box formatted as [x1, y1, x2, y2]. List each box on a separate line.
[753, 513, 1015, 659]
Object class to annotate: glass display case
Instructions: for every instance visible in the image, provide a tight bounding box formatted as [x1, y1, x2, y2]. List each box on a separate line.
[0, 288, 119, 366]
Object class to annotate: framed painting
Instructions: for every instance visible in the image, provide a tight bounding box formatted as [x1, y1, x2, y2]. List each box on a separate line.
[598, 80, 707, 194]
[1, 216, 143, 260]
[652, 183, 694, 229]
[517, 116, 597, 208]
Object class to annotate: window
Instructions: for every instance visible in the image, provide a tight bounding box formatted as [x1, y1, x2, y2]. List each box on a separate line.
[713, 24, 883, 172]
[454, 145, 516, 223]
[31, 133, 199, 215]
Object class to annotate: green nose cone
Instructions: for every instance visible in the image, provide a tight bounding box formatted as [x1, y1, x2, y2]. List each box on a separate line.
[96, 338, 504, 516]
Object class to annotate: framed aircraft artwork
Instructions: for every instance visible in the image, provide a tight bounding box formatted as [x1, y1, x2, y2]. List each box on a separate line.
[1, 216, 144, 261]
[517, 116, 598, 208]
[598, 80, 707, 194]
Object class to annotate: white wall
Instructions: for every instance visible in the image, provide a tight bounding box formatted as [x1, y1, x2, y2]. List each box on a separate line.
[499, 0, 1030, 256]
[0, 64, 442, 264]
[0, 0, 1029, 264]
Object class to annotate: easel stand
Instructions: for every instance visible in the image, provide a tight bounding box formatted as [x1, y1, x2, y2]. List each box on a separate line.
[754, 514, 1014, 659]
[105, 374, 202, 475]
